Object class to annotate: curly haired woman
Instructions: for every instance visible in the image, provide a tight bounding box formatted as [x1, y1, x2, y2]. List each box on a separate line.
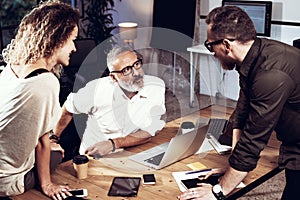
[0, 1, 80, 199]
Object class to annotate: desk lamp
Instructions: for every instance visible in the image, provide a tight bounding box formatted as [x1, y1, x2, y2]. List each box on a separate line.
[118, 22, 138, 48]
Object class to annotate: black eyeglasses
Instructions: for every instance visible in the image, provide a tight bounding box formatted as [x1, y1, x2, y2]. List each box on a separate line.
[111, 58, 143, 76]
[204, 38, 235, 52]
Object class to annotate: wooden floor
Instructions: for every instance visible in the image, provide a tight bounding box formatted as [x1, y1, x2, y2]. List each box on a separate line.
[164, 87, 237, 123]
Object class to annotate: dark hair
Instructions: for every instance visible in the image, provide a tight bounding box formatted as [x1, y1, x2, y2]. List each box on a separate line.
[205, 6, 256, 43]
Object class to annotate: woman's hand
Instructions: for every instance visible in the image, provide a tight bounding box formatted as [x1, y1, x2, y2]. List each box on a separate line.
[41, 183, 71, 200]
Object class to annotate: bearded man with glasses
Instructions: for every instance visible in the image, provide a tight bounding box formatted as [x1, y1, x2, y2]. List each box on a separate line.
[53, 46, 166, 158]
[179, 5, 300, 200]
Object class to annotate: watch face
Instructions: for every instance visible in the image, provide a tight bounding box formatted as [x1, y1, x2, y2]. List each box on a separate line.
[213, 184, 222, 193]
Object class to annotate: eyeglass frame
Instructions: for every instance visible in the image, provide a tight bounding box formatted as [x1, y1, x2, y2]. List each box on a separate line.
[204, 38, 235, 52]
[110, 58, 143, 76]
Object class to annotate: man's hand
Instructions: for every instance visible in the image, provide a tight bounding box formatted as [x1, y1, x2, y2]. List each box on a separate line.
[202, 168, 227, 180]
[41, 182, 71, 200]
[85, 140, 114, 157]
[50, 143, 65, 158]
[177, 183, 216, 200]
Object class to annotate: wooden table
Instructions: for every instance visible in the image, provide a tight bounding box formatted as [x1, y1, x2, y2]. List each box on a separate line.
[12, 105, 280, 200]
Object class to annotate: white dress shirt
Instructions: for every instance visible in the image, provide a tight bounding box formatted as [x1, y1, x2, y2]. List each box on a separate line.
[65, 75, 166, 154]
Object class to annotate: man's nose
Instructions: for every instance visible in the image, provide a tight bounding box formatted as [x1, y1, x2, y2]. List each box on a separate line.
[132, 67, 142, 76]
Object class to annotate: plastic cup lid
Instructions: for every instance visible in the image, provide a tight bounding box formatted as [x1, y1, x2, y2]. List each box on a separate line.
[73, 155, 89, 164]
[181, 121, 195, 129]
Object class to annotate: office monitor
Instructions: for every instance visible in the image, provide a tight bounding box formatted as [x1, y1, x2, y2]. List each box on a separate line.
[222, 0, 272, 37]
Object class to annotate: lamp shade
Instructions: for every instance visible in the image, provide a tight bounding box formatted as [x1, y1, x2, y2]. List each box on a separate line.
[118, 22, 138, 40]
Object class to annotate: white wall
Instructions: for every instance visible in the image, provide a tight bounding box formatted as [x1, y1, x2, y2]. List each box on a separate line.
[112, 0, 300, 101]
[113, 0, 300, 45]
[113, 0, 154, 47]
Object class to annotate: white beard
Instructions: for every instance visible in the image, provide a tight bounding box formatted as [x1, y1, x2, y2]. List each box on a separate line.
[118, 76, 144, 92]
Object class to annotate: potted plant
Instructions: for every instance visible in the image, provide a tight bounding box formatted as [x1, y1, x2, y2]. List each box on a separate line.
[0, 0, 36, 51]
[82, 0, 121, 46]
[80, 0, 121, 77]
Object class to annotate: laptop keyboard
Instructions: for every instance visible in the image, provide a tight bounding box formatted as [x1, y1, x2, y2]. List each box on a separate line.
[207, 118, 228, 138]
[144, 152, 165, 166]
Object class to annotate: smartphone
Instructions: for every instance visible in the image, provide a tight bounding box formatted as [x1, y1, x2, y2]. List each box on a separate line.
[143, 174, 156, 185]
[69, 189, 88, 197]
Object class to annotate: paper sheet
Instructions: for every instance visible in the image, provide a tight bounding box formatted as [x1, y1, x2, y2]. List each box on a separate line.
[186, 162, 207, 171]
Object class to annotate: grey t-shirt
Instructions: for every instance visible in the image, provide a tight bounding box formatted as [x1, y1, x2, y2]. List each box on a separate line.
[0, 66, 61, 196]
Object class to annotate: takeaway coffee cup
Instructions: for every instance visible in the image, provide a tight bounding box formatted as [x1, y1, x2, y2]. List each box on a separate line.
[181, 121, 195, 134]
[73, 155, 89, 179]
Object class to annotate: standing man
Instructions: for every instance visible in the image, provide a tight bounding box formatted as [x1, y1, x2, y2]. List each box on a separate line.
[179, 5, 300, 200]
[52, 46, 166, 157]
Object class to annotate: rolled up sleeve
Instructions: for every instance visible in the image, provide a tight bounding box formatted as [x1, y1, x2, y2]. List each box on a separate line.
[230, 70, 294, 171]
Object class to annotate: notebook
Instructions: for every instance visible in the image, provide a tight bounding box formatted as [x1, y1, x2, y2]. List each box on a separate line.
[129, 122, 208, 170]
[206, 118, 232, 154]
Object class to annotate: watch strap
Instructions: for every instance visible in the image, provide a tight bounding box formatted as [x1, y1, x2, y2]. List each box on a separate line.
[109, 138, 116, 152]
[49, 130, 60, 142]
[212, 184, 226, 200]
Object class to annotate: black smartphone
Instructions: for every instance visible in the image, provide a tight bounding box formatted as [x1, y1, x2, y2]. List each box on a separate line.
[143, 174, 156, 185]
[65, 197, 84, 200]
[181, 173, 224, 190]
[68, 189, 88, 197]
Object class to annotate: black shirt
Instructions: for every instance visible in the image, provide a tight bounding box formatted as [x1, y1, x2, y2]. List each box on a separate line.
[229, 38, 300, 171]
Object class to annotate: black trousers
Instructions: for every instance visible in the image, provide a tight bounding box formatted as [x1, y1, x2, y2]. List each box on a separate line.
[281, 169, 300, 200]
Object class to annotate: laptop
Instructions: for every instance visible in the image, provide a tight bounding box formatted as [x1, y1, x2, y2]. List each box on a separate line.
[206, 118, 232, 154]
[129, 122, 208, 170]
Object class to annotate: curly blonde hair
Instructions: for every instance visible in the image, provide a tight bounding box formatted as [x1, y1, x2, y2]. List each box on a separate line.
[2, 0, 80, 76]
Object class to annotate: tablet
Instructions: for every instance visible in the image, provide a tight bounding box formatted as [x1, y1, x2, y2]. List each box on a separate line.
[107, 177, 141, 197]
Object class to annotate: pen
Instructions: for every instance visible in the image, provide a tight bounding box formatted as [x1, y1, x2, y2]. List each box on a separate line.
[185, 169, 212, 175]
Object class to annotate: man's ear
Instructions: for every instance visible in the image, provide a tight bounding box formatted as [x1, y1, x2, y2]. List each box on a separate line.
[223, 39, 232, 54]
[110, 73, 118, 82]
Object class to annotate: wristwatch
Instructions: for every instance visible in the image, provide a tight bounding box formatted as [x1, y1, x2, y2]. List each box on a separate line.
[49, 130, 60, 142]
[212, 184, 226, 200]
[108, 138, 116, 152]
